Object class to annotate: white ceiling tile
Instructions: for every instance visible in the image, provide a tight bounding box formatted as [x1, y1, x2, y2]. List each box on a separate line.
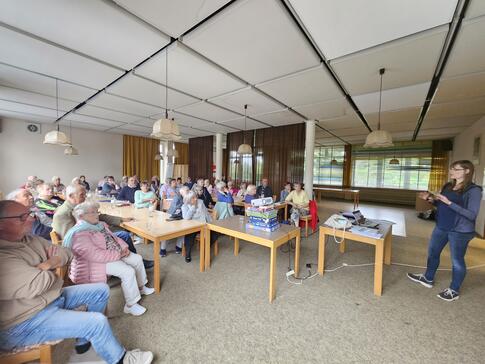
[219, 117, 264, 130]
[0, 108, 55, 124]
[0, 63, 97, 102]
[434, 71, 485, 103]
[113, 123, 152, 132]
[289, 0, 456, 59]
[427, 96, 485, 120]
[74, 105, 141, 123]
[353, 82, 429, 114]
[209, 87, 282, 115]
[64, 113, 125, 129]
[317, 113, 362, 130]
[58, 119, 113, 132]
[178, 125, 209, 137]
[0, 99, 59, 119]
[172, 111, 218, 129]
[365, 108, 421, 126]
[252, 109, 303, 126]
[114, 0, 231, 37]
[293, 98, 350, 120]
[0, 86, 77, 112]
[465, 2, 485, 19]
[106, 73, 198, 109]
[0, 26, 123, 89]
[207, 124, 240, 134]
[110, 128, 150, 137]
[443, 17, 485, 77]
[174, 101, 240, 122]
[133, 118, 156, 128]
[0, 0, 169, 70]
[183, 0, 320, 84]
[134, 42, 246, 99]
[331, 26, 447, 95]
[256, 65, 342, 106]
[87, 92, 163, 117]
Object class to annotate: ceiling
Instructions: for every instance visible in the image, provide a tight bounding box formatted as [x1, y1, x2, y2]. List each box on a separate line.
[0, 0, 484, 145]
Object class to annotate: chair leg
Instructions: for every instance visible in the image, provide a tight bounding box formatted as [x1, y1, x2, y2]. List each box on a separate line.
[39, 344, 53, 364]
[214, 241, 219, 256]
[182, 244, 186, 257]
[305, 220, 309, 238]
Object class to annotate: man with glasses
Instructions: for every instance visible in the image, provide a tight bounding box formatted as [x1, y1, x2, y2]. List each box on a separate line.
[0, 200, 153, 363]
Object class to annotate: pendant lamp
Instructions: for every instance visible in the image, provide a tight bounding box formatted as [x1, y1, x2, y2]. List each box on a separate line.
[44, 79, 71, 146]
[64, 121, 79, 155]
[237, 104, 252, 155]
[364, 68, 393, 148]
[151, 48, 181, 141]
[389, 148, 399, 165]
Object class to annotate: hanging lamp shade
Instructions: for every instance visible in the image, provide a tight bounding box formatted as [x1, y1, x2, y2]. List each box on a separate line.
[154, 153, 163, 160]
[44, 129, 71, 146]
[364, 68, 393, 148]
[330, 158, 338, 165]
[151, 117, 181, 141]
[389, 157, 400, 165]
[237, 143, 252, 155]
[166, 147, 179, 158]
[64, 145, 79, 155]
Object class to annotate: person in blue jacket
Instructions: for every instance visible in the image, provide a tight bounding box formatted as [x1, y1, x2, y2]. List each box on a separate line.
[408, 160, 482, 301]
[117, 176, 139, 203]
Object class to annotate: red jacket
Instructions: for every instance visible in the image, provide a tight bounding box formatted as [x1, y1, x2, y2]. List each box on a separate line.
[299, 199, 319, 231]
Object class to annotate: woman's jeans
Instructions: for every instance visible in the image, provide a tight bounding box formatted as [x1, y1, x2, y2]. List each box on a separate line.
[424, 226, 475, 292]
[0, 283, 125, 364]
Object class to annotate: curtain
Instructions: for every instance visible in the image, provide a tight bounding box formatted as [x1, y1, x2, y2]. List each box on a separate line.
[189, 135, 214, 179]
[173, 164, 189, 180]
[343, 144, 352, 187]
[428, 140, 450, 192]
[174, 142, 189, 164]
[254, 124, 305, 192]
[123, 135, 160, 181]
[226, 131, 254, 183]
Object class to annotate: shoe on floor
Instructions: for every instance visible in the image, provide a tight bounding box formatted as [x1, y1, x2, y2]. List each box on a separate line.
[143, 259, 154, 270]
[437, 288, 459, 302]
[123, 349, 153, 364]
[407, 273, 433, 288]
[140, 286, 155, 296]
[185, 256, 192, 263]
[175, 246, 182, 254]
[123, 303, 146, 316]
[160, 249, 167, 257]
[75, 342, 91, 355]
[133, 236, 143, 245]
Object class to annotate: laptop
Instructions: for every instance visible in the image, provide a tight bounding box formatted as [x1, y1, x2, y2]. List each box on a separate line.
[352, 210, 379, 229]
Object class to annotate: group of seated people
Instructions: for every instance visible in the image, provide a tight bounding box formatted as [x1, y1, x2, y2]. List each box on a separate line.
[0, 173, 311, 363]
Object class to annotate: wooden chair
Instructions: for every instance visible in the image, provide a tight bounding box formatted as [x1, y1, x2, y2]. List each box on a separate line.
[161, 198, 172, 212]
[181, 209, 219, 257]
[300, 215, 312, 238]
[50, 231, 68, 281]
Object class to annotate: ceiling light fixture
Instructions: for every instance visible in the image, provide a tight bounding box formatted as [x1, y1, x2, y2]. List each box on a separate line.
[64, 121, 79, 155]
[364, 68, 393, 148]
[237, 104, 252, 155]
[44, 78, 71, 146]
[151, 48, 181, 141]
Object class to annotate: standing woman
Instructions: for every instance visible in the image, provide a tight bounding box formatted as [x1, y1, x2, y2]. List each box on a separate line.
[408, 160, 482, 301]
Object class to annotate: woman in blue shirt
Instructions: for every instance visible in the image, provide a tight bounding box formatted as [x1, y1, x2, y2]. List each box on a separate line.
[408, 160, 482, 301]
[134, 181, 158, 209]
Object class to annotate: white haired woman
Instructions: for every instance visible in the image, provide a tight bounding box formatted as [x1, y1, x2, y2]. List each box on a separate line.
[51, 176, 66, 195]
[181, 191, 219, 263]
[214, 181, 234, 220]
[64, 201, 154, 316]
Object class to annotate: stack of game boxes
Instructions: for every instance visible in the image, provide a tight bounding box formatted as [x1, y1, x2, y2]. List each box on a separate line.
[246, 204, 279, 232]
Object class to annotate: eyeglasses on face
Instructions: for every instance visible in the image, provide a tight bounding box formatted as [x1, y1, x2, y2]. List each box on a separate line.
[0, 211, 36, 222]
[449, 167, 465, 171]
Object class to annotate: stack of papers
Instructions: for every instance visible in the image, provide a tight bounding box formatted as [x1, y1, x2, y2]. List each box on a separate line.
[350, 226, 382, 238]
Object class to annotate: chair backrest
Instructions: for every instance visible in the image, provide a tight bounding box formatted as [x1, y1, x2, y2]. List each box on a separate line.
[50, 230, 62, 245]
[50, 230, 69, 282]
[161, 199, 172, 212]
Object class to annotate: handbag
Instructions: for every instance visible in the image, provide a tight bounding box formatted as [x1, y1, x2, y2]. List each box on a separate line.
[324, 214, 352, 243]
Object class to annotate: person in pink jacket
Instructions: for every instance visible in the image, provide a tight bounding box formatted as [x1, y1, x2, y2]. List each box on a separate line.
[64, 201, 154, 316]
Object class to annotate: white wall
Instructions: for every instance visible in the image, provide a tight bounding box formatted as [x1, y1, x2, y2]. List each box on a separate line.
[452, 115, 485, 235]
[0, 117, 123, 194]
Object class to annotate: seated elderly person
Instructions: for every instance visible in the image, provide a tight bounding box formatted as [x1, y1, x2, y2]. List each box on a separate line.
[244, 184, 258, 204]
[134, 181, 158, 209]
[35, 183, 63, 225]
[51, 176, 66, 196]
[79, 175, 90, 191]
[181, 191, 219, 263]
[0, 200, 153, 364]
[102, 176, 119, 196]
[159, 186, 190, 257]
[64, 201, 154, 316]
[53, 184, 153, 269]
[117, 176, 139, 203]
[227, 180, 239, 196]
[6, 188, 52, 240]
[236, 182, 248, 198]
[160, 178, 177, 199]
[194, 185, 214, 209]
[203, 179, 213, 194]
[285, 182, 309, 226]
[214, 181, 234, 220]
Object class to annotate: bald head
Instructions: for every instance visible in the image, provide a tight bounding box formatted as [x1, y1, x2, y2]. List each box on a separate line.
[0, 200, 34, 241]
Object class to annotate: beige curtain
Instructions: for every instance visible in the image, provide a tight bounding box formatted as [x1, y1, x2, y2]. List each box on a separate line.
[123, 135, 160, 181]
[428, 140, 450, 192]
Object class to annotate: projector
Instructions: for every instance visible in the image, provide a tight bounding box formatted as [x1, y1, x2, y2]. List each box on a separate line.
[250, 197, 273, 207]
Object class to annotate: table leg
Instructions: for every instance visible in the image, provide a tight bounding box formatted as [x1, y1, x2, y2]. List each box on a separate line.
[205, 228, 211, 270]
[374, 240, 384, 296]
[199, 228, 205, 273]
[339, 239, 346, 253]
[284, 204, 288, 220]
[318, 233, 325, 275]
[269, 246, 277, 303]
[353, 193, 357, 210]
[234, 237, 239, 256]
[294, 234, 301, 276]
[154, 239, 160, 293]
[384, 232, 392, 266]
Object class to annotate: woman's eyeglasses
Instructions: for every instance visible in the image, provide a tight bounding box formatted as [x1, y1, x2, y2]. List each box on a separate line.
[450, 167, 465, 171]
[0, 211, 36, 222]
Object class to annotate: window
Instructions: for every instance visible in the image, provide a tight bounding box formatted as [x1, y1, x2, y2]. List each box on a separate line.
[228, 152, 253, 182]
[351, 142, 432, 190]
[313, 146, 345, 186]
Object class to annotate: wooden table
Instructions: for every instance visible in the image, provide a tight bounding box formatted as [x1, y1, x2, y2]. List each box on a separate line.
[99, 203, 205, 293]
[206, 216, 301, 302]
[314, 187, 360, 209]
[318, 222, 392, 296]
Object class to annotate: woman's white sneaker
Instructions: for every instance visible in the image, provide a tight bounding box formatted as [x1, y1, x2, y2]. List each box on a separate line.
[124, 303, 146, 316]
[123, 349, 153, 364]
[140, 286, 155, 296]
